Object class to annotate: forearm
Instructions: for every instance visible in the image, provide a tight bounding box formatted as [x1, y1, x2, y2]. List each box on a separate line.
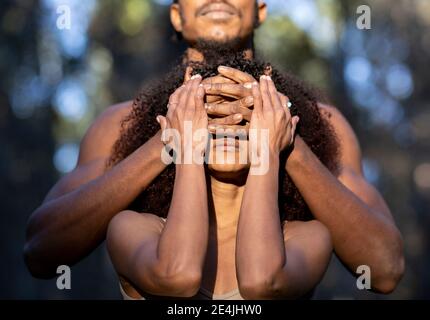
[236, 154, 287, 291]
[25, 133, 166, 277]
[286, 137, 402, 286]
[156, 163, 209, 278]
[237, 152, 333, 299]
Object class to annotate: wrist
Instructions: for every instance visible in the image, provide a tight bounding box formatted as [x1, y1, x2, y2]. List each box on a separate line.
[175, 163, 206, 181]
[285, 136, 307, 171]
[151, 130, 168, 159]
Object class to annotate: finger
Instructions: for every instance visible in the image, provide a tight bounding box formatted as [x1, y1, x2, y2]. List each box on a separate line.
[156, 115, 169, 143]
[205, 101, 252, 121]
[178, 80, 192, 114]
[278, 92, 290, 109]
[267, 76, 282, 110]
[290, 116, 300, 144]
[291, 116, 300, 134]
[278, 92, 293, 122]
[195, 83, 205, 114]
[202, 76, 234, 104]
[264, 65, 273, 77]
[207, 123, 250, 135]
[208, 114, 243, 125]
[206, 95, 225, 104]
[203, 83, 251, 99]
[167, 85, 185, 118]
[252, 82, 262, 115]
[156, 115, 166, 130]
[186, 74, 202, 113]
[202, 74, 236, 86]
[239, 95, 254, 108]
[184, 66, 193, 83]
[259, 75, 271, 113]
[217, 66, 256, 84]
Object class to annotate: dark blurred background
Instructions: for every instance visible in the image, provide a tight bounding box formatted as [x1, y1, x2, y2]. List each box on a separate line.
[1, 0, 429, 299]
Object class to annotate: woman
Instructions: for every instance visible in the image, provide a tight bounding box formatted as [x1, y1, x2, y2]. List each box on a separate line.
[106, 54, 339, 299]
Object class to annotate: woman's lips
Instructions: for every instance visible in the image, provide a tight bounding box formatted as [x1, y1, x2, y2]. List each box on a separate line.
[213, 137, 241, 149]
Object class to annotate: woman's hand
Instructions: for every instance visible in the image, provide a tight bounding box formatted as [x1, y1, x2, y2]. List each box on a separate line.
[250, 75, 300, 157]
[156, 73, 209, 162]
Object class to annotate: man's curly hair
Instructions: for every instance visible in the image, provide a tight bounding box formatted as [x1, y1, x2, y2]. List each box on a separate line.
[108, 44, 340, 222]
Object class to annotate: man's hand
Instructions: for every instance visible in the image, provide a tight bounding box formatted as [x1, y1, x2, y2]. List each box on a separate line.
[202, 66, 289, 127]
[202, 66, 256, 134]
[200, 74, 246, 128]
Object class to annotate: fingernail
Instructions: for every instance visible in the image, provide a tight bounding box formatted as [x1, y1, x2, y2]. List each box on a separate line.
[253, 81, 258, 86]
[243, 82, 253, 89]
[156, 116, 160, 124]
[234, 114, 242, 120]
[205, 104, 211, 110]
[204, 84, 211, 90]
[218, 66, 228, 71]
[208, 125, 216, 130]
[267, 75, 272, 80]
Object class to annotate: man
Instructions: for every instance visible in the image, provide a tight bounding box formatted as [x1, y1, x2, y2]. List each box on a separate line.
[25, 0, 404, 294]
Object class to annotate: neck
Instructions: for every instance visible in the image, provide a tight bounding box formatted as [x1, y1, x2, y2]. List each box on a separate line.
[207, 173, 246, 233]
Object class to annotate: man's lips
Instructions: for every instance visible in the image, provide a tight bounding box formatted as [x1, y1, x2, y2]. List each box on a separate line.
[198, 2, 237, 16]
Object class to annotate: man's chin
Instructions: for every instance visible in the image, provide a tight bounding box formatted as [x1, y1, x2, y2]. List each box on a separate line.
[193, 36, 245, 52]
[190, 36, 250, 64]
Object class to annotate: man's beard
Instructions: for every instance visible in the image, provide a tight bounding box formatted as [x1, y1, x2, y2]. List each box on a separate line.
[192, 37, 255, 65]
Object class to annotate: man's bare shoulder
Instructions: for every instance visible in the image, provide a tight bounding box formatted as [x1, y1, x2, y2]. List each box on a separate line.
[317, 102, 362, 173]
[78, 101, 133, 164]
[95, 100, 134, 127]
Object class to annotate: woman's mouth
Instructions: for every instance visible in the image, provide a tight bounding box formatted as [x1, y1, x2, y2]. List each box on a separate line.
[213, 137, 241, 151]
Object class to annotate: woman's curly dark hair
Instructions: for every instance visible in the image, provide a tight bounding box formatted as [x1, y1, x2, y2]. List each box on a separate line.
[108, 49, 340, 222]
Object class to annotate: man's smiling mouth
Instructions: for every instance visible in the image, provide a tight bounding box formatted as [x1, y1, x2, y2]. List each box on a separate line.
[198, 2, 237, 19]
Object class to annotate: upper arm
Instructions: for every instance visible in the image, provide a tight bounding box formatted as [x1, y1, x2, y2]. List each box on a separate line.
[44, 101, 132, 202]
[106, 211, 171, 296]
[318, 103, 394, 221]
[276, 220, 333, 298]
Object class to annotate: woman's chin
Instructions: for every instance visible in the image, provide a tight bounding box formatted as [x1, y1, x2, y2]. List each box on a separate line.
[206, 162, 250, 174]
